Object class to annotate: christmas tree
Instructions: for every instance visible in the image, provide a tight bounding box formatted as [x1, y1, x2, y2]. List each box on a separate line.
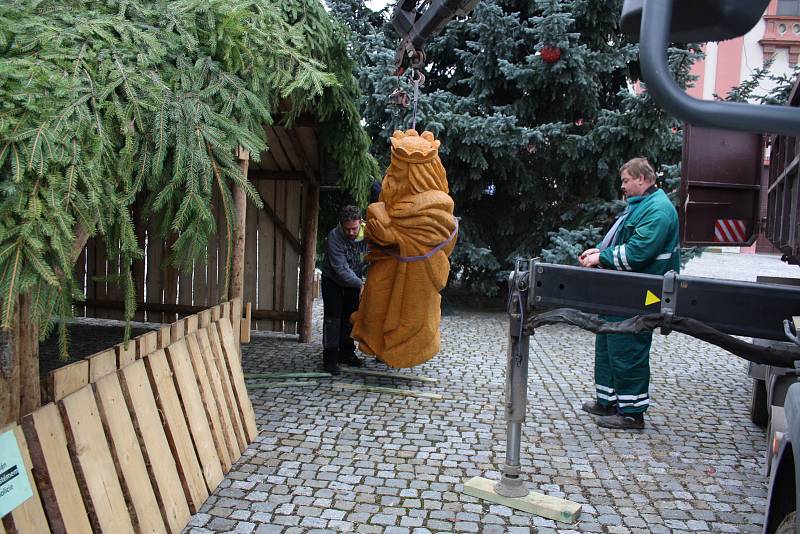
[328, 0, 700, 295]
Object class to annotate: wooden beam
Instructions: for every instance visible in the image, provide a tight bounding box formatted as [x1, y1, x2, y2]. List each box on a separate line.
[230, 150, 249, 349]
[19, 293, 40, 417]
[251, 309, 299, 322]
[290, 128, 320, 344]
[1, 296, 21, 424]
[462, 477, 581, 523]
[248, 170, 305, 181]
[83, 299, 299, 322]
[342, 368, 439, 383]
[85, 299, 207, 316]
[261, 198, 302, 254]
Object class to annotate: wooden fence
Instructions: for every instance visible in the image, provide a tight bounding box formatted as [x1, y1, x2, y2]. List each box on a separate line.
[2, 299, 257, 533]
[76, 178, 303, 333]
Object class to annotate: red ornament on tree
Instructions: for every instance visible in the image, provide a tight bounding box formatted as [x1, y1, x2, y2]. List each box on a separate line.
[540, 46, 561, 64]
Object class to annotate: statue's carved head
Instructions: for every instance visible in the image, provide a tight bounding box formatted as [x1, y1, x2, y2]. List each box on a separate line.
[390, 130, 440, 164]
[383, 130, 448, 205]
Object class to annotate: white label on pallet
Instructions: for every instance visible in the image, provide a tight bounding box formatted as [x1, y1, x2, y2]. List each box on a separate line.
[0, 430, 32, 518]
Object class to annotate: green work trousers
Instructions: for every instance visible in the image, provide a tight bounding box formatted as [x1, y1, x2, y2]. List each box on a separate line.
[594, 317, 652, 415]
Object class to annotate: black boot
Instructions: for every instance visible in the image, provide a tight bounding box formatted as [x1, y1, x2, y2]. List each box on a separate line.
[339, 350, 363, 367]
[339, 341, 363, 367]
[597, 412, 644, 430]
[322, 348, 340, 375]
[581, 400, 617, 416]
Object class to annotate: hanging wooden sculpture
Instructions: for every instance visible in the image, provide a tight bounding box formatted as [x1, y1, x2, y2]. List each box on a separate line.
[350, 130, 458, 368]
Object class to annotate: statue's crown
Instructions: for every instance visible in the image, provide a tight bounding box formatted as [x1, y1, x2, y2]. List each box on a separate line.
[390, 130, 440, 163]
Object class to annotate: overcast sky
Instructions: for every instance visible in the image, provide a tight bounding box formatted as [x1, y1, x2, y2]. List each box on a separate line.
[365, 0, 391, 11]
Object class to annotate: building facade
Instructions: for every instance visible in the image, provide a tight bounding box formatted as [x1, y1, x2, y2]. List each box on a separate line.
[685, 0, 799, 253]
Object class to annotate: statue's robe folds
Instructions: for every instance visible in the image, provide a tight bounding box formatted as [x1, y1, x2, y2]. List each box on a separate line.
[350, 191, 457, 368]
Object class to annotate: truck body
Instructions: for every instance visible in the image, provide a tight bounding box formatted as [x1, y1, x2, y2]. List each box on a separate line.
[681, 85, 800, 534]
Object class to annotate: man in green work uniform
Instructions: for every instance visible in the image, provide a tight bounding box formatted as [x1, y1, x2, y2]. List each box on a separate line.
[578, 157, 680, 429]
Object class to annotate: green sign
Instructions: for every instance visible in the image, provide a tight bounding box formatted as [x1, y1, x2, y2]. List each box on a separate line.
[0, 430, 33, 518]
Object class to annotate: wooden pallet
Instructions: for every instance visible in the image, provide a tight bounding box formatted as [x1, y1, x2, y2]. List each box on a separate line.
[5, 300, 256, 533]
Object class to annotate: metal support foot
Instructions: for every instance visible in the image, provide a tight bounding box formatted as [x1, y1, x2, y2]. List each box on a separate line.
[495, 263, 531, 498]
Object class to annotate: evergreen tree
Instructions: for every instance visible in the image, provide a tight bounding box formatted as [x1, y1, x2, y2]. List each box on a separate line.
[328, 0, 700, 295]
[0, 0, 377, 355]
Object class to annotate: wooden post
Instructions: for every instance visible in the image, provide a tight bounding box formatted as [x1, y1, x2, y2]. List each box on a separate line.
[290, 129, 321, 344]
[18, 293, 39, 416]
[0, 298, 21, 426]
[230, 149, 249, 348]
[0, 293, 39, 426]
[298, 178, 319, 343]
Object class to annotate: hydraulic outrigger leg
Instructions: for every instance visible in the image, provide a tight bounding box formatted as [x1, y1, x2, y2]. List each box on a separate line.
[461, 260, 581, 522]
[495, 264, 531, 498]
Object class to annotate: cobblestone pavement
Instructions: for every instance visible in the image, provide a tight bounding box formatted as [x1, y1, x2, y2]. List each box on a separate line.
[682, 251, 798, 281]
[183, 252, 792, 533]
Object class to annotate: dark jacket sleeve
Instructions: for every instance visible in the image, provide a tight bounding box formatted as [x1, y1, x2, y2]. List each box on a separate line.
[327, 232, 363, 288]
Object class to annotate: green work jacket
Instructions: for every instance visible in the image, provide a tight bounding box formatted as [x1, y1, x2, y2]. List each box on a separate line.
[599, 188, 680, 275]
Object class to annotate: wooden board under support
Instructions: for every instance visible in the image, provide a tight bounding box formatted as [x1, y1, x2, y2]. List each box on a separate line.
[462, 476, 581, 523]
[119, 360, 190, 533]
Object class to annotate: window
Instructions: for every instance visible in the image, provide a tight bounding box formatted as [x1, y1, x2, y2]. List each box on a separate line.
[778, 0, 800, 16]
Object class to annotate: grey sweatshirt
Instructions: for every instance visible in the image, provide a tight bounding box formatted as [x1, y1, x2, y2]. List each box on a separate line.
[321, 225, 367, 288]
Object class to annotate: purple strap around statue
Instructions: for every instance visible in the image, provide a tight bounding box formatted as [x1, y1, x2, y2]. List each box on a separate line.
[373, 218, 459, 263]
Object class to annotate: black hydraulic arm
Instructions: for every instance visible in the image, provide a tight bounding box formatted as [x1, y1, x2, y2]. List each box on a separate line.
[392, 0, 479, 70]
[525, 261, 800, 367]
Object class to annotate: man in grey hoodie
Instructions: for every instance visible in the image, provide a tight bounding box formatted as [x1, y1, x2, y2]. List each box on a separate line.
[320, 205, 368, 374]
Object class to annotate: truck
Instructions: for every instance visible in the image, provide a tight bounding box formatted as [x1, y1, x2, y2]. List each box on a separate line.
[391, 0, 800, 531]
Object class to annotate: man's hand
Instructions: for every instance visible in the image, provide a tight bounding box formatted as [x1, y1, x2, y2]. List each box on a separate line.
[579, 248, 601, 268]
[580, 248, 599, 259]
[579, 248, 599, 267]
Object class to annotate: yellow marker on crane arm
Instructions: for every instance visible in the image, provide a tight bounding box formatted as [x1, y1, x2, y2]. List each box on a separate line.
[645, 290, 661, 306]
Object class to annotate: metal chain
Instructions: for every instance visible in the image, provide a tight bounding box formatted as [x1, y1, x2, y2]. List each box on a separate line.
[410, 68, 424, 131]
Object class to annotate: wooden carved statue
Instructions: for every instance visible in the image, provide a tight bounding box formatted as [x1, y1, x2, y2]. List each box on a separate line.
[350, 130, 458, 368]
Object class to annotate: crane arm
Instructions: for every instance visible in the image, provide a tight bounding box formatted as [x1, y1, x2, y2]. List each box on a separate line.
[391, 0, 479, 72]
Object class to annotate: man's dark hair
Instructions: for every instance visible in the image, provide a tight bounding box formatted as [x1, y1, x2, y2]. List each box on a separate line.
[339, 205, 361, 224]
